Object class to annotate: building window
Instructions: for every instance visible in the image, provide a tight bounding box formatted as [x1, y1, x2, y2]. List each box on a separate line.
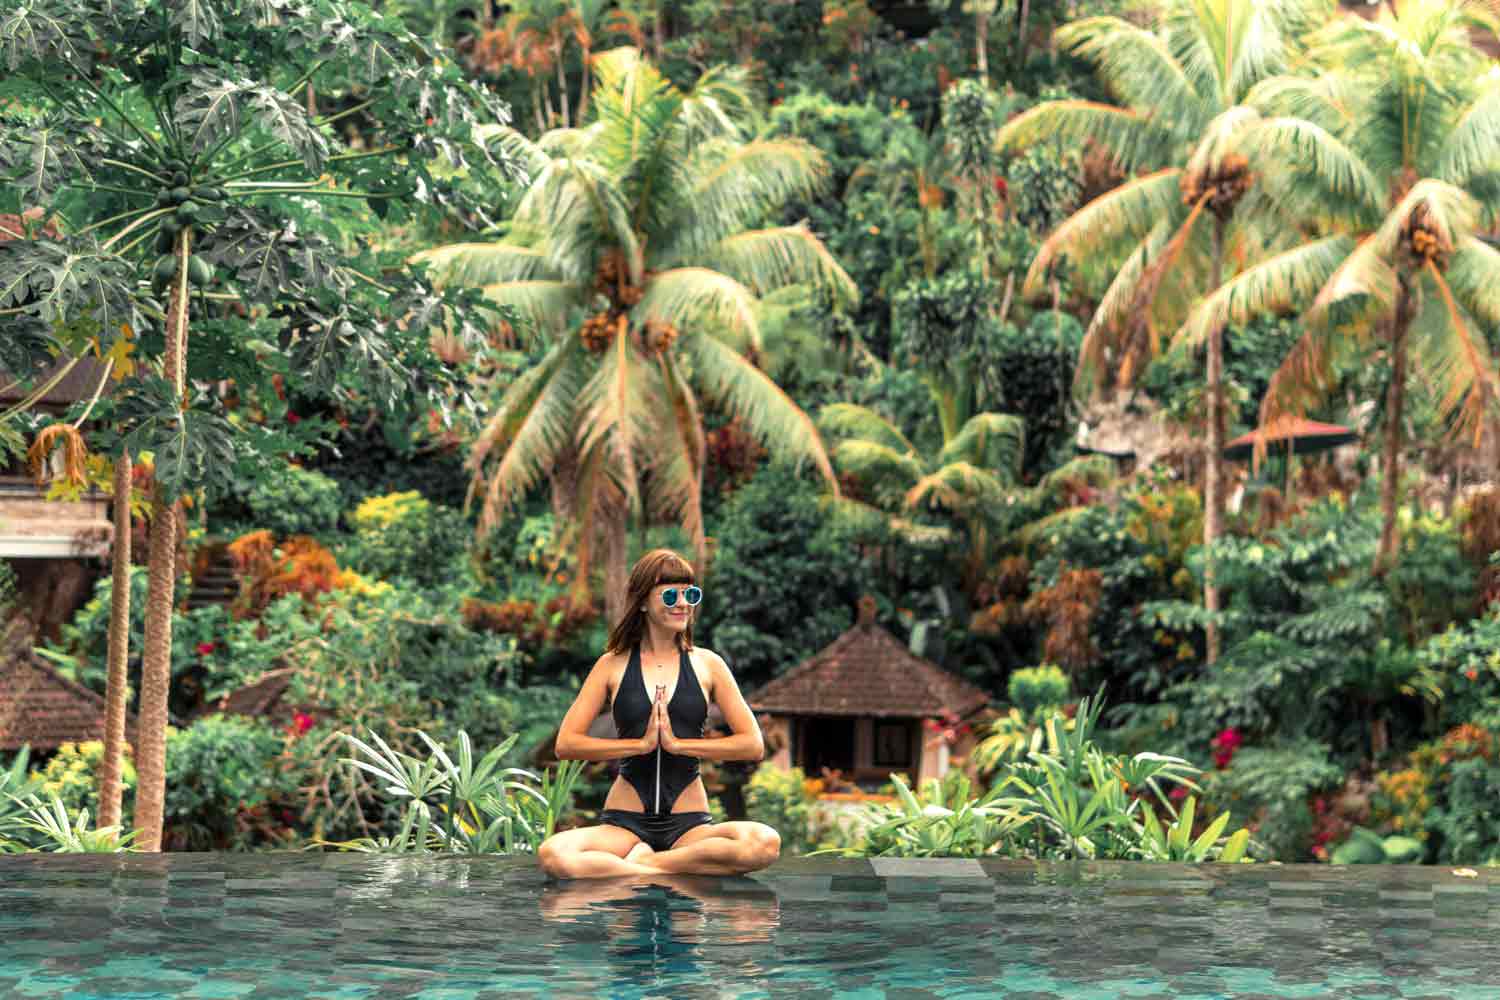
[872, 720, 912, 767]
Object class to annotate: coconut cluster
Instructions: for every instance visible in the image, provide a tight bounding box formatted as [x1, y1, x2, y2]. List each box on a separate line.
[580, 311, 621, 353]
[1181, 153, 1251, 220]
[644, 319, 679, 354]
[1402, 203, 1452, 269]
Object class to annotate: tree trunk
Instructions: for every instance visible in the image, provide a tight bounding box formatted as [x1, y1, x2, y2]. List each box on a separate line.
[1376, 288, 1412, 575]
[653, 2, 664, 62]
[976, 6, 989, 86]
[1204, 219, 1225, 665]
[603, 511, 627, 633]
[97, 451, 131, 833]
[576, 43, 592, 123]
[1015, 0, 1031, 68]
[132, 228, 192, 853]
[555, 41, 571, 127]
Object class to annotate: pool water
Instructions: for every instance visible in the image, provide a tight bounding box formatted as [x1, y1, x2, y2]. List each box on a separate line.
[2, 853, 1498, 998]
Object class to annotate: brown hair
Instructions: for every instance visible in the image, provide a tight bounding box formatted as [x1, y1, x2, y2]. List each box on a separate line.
[604, 548, 697, 654]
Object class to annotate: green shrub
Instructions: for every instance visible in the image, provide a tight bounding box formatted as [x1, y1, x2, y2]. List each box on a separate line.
[25, 740, 136, 834]
[346, 490, 469, 589]
[1008, 664, 1071, 719]
[744, 763, 817, 855]
[245, 464, 343, 538]
[162, 716, 295, 851]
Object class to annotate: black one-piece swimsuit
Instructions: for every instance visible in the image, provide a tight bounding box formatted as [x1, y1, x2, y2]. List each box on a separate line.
[598, 643, 713, 852]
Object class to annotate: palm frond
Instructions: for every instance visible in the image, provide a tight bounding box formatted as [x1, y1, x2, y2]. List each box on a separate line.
[816, 402, 915, 455]
[657, 139, 830, 261]
[698, 224, 859, 309]
[1172, 234, 1355, 351]
[1418, 260, 1500, 448]
[818, 494, 956, 546]
[1246, 116, 1384, 227]
[480, 280, 584, 338]
[1447, 236, 1500, 329]
[469, 339, 584, 534]
[1075, 223, 1170, 391]
[1432, 71, 1500, 189]
[1022, 168, 1185, 298]
[904, 461, 1010, 513]
[576, 323, 659, 518]
[649, 350, 705, 555]
[1244, 73, 1360, 135]
[679, 331, 836, 490]
[830, 439, 925, 497]
[938, 412, 1025, 484]
[1228, 0, 1334, 99]
[1302, 234, 1396, 332]
[409, 243, 561, 287]
[1054, 16, 1206, 134]
[473, 123, 553, 180]
[635, 267, 760, 349]
[995, 101, 1177, 177]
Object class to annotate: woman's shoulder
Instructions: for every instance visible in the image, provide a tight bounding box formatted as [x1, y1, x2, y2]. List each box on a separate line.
[688, 645, 729, 672]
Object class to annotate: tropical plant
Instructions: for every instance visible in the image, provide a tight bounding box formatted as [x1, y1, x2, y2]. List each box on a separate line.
[2, 790, 145, 853]
[332, 727, 585, 853]
[0, 0, 520, 850]
[412, 47, 858, 626]
[1178, 0, 1500, 575]
[817, 397, 1023, 589]
[997, 0, 1336, 662]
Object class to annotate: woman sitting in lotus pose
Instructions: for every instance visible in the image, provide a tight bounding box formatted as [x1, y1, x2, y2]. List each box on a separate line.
[537, 548, 781, 879]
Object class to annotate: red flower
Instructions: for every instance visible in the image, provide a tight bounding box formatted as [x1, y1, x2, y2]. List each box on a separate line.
[288, 711, 315, 737]
[1169, 784, 1188, 801]
[992, 175, 1007, 197]
[1210, 727, 1243, 768]
[286, 412, 301, 425]
[196, 641, 216, 656]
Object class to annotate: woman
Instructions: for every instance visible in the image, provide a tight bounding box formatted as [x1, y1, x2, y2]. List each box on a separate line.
[538, 548, 781, 879]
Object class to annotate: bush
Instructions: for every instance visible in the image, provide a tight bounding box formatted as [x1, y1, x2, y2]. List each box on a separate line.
[162, 716, 296, 851]
[26, 740, 137, 833]
[1008, 664, 1071, 719]
[346, 490, 470, 589]
[244, 464, 343, 538]
[744, 763, 818, 855]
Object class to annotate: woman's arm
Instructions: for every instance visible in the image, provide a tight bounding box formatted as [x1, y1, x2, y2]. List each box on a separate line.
[662, 652, 765, 761]
[555, 654, 649, 760]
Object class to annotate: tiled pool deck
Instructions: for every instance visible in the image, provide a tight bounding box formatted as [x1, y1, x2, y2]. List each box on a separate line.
[3, 854, 1500, 998]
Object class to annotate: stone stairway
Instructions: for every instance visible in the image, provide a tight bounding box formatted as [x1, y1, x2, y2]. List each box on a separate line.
[186, 546, 239, 611]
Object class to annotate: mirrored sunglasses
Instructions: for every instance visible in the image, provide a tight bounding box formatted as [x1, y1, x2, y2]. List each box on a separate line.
[660, 586, 702, 608]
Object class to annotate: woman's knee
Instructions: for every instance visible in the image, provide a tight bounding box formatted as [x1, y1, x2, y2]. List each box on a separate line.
[537, 836, 570, 877]
[745, 824, 780, 868]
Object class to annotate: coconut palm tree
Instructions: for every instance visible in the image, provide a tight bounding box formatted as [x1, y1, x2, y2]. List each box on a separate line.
[995, 0, 1335, 662]
[1173, 0, 1500, 574]
[817, 402, 1023, 590]
[413, 48, 858, 625]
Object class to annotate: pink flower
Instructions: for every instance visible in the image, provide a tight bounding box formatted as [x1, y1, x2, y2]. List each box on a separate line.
[289, 712, 315, 737]
[196, 641, 216, 656]
[1170, 784, 1188, 801]
[1210, 727, 1243, 768]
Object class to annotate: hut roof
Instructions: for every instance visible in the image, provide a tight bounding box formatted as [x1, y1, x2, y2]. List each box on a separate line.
[0, 622, 141, 751]
[746, 598, 991, 719]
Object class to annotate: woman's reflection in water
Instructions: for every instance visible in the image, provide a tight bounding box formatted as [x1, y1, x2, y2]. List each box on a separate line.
[539, 873, 781, 984]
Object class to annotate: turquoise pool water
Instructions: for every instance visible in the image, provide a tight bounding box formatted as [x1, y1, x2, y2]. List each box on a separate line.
[2, 854, 1498, 998]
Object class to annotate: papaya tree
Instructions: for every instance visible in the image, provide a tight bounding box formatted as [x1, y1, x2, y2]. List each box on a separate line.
[0, 0, 521, 850]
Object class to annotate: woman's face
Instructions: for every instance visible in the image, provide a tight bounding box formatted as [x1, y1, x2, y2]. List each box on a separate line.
[641, 581, 695, 634]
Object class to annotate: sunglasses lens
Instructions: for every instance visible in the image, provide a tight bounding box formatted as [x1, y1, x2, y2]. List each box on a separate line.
[661, 588, 678, 607]
[685, 586, 702, 606]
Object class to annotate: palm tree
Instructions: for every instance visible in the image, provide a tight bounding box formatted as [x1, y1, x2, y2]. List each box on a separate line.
[413, 48, 858, 626]
[817, 401, 1023, 590]
[1174, 0, 1500, 574]
[995, 0, 1334, 662]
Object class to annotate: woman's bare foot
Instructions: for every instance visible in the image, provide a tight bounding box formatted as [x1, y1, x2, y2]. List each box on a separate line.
[625, 842, 656, 865]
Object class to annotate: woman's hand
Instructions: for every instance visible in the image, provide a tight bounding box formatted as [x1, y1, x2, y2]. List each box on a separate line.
[656, 688, 684, 754]
[638, 687, 662, 754]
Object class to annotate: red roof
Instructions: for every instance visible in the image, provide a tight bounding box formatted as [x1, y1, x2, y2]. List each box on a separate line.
[0, 624, 141, 751]
[747, 613, 991, 719]
[1226, 418, 1356, 449]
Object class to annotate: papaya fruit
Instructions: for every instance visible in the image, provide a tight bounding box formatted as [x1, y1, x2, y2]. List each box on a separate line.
[187, 255, 212, 287]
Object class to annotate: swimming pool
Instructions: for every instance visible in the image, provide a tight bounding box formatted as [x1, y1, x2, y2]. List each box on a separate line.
[2, 853, 1497, 998]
